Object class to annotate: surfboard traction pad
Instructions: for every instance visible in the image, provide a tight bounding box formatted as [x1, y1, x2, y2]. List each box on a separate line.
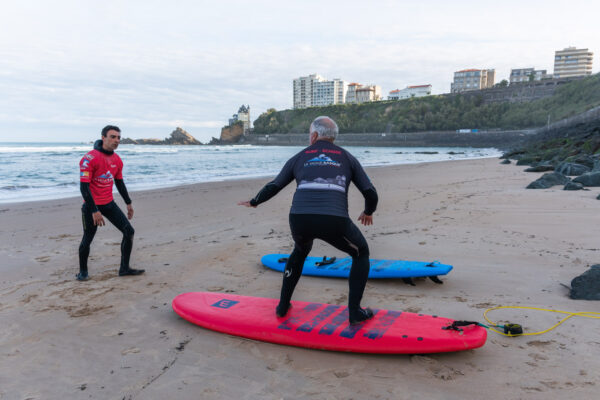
[173, 292, 487, 354]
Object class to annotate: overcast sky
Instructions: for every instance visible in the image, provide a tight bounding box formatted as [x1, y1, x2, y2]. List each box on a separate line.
[1, 0, 599, 143]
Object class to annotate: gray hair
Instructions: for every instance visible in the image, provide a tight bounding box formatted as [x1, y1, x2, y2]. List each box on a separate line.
[310, 116, 338, 140]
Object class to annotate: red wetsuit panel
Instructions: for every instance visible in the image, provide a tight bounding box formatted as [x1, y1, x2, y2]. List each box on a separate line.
[79, 149, 124, 205]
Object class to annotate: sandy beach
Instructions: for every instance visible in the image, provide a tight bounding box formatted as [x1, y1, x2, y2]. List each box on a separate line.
[1, 157, 599, 400]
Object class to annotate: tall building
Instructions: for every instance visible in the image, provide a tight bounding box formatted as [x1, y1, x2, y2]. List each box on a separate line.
[293, 74, 325, 109]
[553, 47, 593, 78]
[388, 85, 432, 100]
[345, 83, 362, 104]
[509, 68, 550, 84]
[313, 79, 348, 106]
[451, 69, 495, 93]
[355, 85, 381, 103]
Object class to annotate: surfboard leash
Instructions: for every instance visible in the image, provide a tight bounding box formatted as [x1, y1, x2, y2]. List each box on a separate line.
[482, 306, 600, 337]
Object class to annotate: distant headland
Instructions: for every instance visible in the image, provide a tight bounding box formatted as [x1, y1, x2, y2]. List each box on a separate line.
[121, 127, 202, 145]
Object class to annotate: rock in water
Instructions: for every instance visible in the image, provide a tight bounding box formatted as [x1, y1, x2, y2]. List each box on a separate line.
[165, 127, 202, 145]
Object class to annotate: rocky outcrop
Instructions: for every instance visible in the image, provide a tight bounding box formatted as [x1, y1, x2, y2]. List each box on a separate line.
[219, 123, 244, 143]
[120, 127, 202, 145]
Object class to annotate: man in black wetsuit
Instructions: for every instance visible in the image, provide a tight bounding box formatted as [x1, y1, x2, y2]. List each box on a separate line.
[77, 125, 145, 281]
[239, 116, 378, 325]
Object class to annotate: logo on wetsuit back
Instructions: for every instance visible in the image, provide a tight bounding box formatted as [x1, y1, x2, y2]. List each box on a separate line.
[81, 159, 90, 169]
[304, 154, 341, 168]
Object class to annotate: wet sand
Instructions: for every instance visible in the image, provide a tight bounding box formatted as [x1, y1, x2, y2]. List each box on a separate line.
[0, 157, 599, 399]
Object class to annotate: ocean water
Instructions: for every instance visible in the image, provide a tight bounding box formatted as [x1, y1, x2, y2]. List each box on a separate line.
[0, 142, 501, 204]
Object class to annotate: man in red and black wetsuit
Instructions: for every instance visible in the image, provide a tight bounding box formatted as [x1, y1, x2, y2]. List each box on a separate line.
[77, 125, 144, 281]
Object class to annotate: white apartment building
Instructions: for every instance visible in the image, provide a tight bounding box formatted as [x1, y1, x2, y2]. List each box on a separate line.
[553, 47, 593, 78]
[313, 79, 348, 107]
[355, 85, 381, 103]
[293, 74, 325, 109]
[388, 85, 432, 100]
[509, 68, 550, 84]
[451, 69, 495, 93]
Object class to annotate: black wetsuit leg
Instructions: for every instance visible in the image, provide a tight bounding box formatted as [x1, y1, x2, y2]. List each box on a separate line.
[99, 201, 135, 272]
[79, 201, 135, 274]
[280, 214, 370, 316]
[79, 202, 98, 275]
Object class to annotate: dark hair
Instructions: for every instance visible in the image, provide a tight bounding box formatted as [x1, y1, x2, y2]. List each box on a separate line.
[101, 125, 121, 137]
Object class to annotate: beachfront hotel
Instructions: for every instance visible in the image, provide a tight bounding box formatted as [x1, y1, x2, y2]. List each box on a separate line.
[451, 69, 495, 93]
[293, 74, 348, 109]
[388, 85, 432, 100]
[553, 47, 593, 78]
[509, 68, 550, 84]
[293, 74, 325, 109]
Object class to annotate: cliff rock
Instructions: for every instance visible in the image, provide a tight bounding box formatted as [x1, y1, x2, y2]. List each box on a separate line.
[219, 123, 244, 143]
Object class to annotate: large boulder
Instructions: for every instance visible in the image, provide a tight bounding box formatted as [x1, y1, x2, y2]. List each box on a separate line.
[573, 171, 600, 187]
[555, 162, 590, 176]
[526, 172, 570, 189]
[569, 265, 600, 300]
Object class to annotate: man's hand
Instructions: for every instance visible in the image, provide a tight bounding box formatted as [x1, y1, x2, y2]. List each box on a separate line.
[238, 200, 257, 208]
[93, 211, 105, 226]
[358, 212, 373, 226]
[127, 204, 134, 220]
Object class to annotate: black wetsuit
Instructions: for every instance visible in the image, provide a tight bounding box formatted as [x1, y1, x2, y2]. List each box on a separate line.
[78, 140, 134, 276]
[250, 140, 378, 320]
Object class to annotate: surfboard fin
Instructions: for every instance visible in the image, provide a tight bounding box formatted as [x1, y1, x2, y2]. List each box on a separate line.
[402, 278, 416, 286]
[315, 256, 336, 266]
[429, 275, 444, 284]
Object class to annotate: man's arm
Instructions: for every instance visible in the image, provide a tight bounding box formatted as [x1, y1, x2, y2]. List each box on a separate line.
[239, 155, 297, 207]
[347, 152, 378, 225]
[361, 187, 378, 216]
[114, 179, 134, 219]
[80, 182, 105, 226]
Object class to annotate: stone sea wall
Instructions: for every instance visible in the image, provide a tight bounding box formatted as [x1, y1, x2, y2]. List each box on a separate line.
[239, 129, 534, 149]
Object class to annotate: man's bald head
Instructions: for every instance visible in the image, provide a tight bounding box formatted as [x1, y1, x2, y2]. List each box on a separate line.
[309, 116, 339, 141]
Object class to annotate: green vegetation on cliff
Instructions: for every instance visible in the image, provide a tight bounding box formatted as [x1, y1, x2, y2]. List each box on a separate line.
[253, 74, 600, 134]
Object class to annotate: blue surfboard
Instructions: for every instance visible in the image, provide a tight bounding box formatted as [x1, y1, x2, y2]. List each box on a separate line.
[261, 254, 453, 282]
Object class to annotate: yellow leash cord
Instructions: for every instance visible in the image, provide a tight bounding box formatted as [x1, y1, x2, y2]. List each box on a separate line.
[483, 306, 600, 337]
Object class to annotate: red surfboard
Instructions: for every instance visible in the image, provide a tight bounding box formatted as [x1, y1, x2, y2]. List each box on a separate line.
[172, 292, 487, 354]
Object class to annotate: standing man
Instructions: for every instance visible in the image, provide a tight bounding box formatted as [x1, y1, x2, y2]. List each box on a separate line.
[239, 116, 378, 325]
[77, 125, 145, 281]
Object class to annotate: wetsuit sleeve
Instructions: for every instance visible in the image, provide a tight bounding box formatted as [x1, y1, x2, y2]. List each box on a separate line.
[80, 182, 98, 212]
[361, 187, 378, 216]
[115, 179, 132, 205]
[249, 155, 297, 206]
[347, 152, 378, 215]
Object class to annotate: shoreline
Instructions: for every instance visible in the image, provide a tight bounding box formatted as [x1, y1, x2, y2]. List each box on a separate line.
[1, 157, 599, 399]
[0, 154, 501, 207]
